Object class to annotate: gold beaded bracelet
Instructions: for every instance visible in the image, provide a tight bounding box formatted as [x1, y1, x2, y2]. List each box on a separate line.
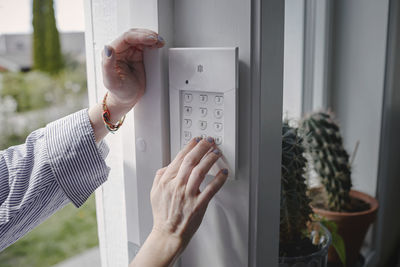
[102, 92, 126, 133]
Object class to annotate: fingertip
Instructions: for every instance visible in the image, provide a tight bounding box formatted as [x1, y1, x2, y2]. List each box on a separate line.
[145, 34, 158, 43]
[157, 35, 165, 43]
[104, 45, 113, 58]
[222, 168, 229, 175]
[212, 149, 221, 155]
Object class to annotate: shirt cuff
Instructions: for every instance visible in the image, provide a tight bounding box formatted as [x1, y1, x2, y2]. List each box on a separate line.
[45, 109, 110, 207]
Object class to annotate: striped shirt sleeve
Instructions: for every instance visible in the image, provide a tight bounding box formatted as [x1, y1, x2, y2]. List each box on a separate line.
[0, 109, 110, 251]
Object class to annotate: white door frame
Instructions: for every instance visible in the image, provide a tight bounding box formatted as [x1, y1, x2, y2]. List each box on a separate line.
[84, 1, 285, 266]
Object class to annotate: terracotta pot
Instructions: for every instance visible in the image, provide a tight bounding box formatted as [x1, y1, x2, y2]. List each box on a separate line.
[312, 190, 378, 266]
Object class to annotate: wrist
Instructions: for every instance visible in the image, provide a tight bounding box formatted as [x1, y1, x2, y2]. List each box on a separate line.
[105, 92, 133, 123]
[148, 228, 184, 261]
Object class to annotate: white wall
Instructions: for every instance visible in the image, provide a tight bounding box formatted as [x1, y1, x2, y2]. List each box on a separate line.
[330, 0, 389, 197]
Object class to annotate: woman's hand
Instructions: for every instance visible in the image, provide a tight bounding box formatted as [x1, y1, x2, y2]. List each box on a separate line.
[130, 137, 229, 267]
[102, 28, 165, 108]
[89, 29, 164, 142]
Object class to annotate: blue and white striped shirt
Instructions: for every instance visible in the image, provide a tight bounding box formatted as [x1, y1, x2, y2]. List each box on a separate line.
[0, 109, 110, 251]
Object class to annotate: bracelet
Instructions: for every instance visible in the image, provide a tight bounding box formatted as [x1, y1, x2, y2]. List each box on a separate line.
[102, 92, 126, 133]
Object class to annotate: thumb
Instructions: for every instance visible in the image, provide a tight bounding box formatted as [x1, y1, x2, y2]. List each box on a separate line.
[102, 45, 120, 90]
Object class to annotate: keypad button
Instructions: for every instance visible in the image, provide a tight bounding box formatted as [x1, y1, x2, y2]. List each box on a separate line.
[184, 106, 192, 115]
[201, 134, 207, 139]
[184, 93, 193, 103]
[200, 108, 208, 117]
[199, 94, 208, 103]
[214, 122, 223, 132]
[184, 131, 192, 140]
[215, 95, 224, 105]
[184, 119, 192, 128]
[199, 120, 207, 130]
[215, 136, 223, 145]
[214, 109, 223, 119]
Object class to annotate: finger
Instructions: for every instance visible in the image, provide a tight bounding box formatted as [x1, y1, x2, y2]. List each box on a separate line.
[110, 29, 164, 53]
[186, 148, 222, 195]
[175, 137, 216, 184]
[153, 167, 167, 185]
[102, 45, 121, 90]
[197, 169, 228, 206]
[162, 137, 202, 180]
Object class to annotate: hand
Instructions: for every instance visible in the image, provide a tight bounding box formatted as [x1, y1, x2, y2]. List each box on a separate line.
[89, 29, 165, 143]
[102, 28, 165, 108]
[130, 137, 229, 267]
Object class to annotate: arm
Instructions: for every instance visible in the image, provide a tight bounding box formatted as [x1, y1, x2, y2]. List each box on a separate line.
[0, 29, 164, 251]
[130, 138, 229, 267]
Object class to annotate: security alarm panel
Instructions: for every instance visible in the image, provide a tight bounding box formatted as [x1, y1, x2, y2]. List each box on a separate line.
[169, 47, 238, 179]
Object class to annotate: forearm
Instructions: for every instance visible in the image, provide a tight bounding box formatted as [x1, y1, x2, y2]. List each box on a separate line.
[88, 92, 134, 143]
[129, 229, 184, 267]
[0, 110, 110, 251]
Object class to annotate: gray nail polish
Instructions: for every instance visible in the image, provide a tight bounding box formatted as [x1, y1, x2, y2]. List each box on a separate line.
[213, 149, 220, 155]
[104, 45, 112, 57]
[157, 35, 165, 42]
[207, 137, 214, 143]
[222, 169, 228, 175]
[195, 137, 202, 143]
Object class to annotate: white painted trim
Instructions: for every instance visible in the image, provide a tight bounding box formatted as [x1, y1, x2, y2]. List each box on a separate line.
[283, 0, 305, 119]
[302, 0, 332, 114]
[248, 0, 284, 266]
[84, 1, 130, 266]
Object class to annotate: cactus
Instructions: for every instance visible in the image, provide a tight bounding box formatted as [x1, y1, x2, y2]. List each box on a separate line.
[280, 122, 313, 247]
[300, 111, 352, 212]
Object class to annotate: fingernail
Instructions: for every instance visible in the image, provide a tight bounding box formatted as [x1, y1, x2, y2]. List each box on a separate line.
[195, 137, 202, 143]
[222, 169, 228, 175]
[207, 137, 214, 143]
[146, 35, 157, 40]
[104, 45, 112, 57]
[213, 149, 220, 155]
[157, 35, 165, 43]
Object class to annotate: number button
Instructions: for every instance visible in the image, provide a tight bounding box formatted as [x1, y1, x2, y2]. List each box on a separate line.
[215, 95, 224, 105]
[184, 93, 193, 103]
[199, 120, 207, 130]
[214, 109, 223, 119]
[199, 108, 207, 117]
[184, 119, 192, 128]
[215, 136, 223, 145]
[199, 94, 208, 103]
[214, 122, 223, 132]
[184, 131, 192, 140]
[183, 106, 192, 116]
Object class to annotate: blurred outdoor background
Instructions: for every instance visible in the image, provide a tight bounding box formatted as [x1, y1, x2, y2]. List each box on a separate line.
[0, 0, 99, 266]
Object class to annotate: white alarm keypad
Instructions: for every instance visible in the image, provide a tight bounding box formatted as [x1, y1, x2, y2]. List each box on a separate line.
[169, 47, 238, 179]
[181, 91, 224, 148]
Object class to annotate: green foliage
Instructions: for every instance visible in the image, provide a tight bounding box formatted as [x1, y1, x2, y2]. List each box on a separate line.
[32, 0, 46, 71]
[32, 0, 64, 74]
[301, 112, 352, 212]
[319, 217, 346, 266]
[280, 122, 313, 246]
[0, 195, 98, 267]
[0, 64, 87, 113]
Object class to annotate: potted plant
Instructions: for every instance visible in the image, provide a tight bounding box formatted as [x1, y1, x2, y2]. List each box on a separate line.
[300, 111, 379, 266]
[279, 122, 332, 267]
